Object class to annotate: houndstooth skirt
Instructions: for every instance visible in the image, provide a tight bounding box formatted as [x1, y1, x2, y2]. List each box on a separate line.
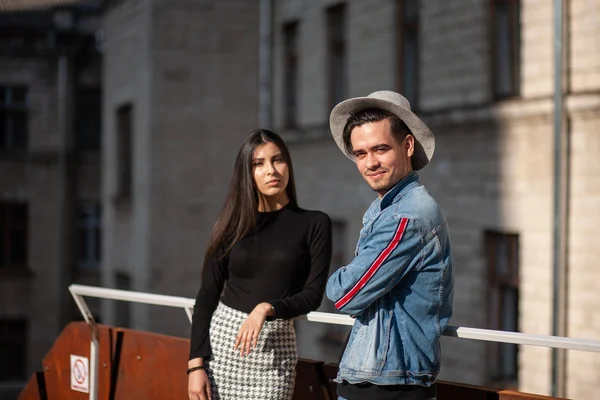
[206, 302, 298, 400]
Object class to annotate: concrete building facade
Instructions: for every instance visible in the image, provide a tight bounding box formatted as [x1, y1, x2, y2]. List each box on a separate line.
[271, 0, 600, 398]
[0, 3, 102, 396]
[3, 0, 600, 399]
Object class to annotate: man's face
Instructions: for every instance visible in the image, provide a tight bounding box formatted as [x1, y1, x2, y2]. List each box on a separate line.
[350, 118, 414, 198]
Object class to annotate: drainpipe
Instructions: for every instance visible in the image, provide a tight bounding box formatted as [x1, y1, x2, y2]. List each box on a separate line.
[57, 51, 72, 329]
[258, 0, 273, 128]
[551, 0, 568, 397]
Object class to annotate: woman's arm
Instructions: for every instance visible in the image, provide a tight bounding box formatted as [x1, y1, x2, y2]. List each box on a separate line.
[269, 212, 333, 319]
[189, 246, 229, 360]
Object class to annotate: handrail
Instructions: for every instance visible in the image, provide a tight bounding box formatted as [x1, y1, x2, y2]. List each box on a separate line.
[68, 283, 600, 399]
[69, 284, 600, 352]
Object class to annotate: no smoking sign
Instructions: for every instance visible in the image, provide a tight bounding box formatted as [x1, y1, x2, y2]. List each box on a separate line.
[70, 355, 89, 393]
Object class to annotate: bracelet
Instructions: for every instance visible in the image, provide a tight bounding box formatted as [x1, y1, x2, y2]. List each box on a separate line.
[186, 365, 206, 375]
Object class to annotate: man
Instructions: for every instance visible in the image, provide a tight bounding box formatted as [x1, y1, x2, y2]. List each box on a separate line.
[326, 91, 454, 400]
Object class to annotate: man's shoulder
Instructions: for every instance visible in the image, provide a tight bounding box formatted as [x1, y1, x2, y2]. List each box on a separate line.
[388, 186, 445, 225]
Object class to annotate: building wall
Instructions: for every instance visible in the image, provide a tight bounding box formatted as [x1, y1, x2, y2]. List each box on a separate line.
[0, 40, 102, 380]
[102, 0, 260, 336]
[0, 56, 65, 377]
[102, 0, 153, 328]
[272, 0, 600, 397]
[146, 0, 260, 336]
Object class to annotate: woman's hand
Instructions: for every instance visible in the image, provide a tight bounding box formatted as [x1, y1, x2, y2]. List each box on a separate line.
[188, 359, 211, 400]
[234, 302, 274, 356]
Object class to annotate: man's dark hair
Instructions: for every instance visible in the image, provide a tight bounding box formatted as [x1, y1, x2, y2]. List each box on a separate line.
[342, 108, 411, 155]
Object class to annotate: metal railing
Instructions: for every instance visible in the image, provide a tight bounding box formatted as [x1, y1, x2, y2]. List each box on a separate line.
[68, 284, 600, 400]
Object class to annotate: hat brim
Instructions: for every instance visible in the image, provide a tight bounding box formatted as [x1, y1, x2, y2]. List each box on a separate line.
[329, 97, 434, 170]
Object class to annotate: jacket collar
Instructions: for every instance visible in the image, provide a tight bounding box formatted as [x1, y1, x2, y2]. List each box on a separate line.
[377, 171, 421, 211]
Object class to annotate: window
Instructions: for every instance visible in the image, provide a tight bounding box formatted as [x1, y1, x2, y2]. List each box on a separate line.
[0, 201, 28, 268]
[76, 88, 101, 150]
[492, 0, 521, 98]
[396, 0, 420, 107]
[485, 231, 519, 386]
[0, 319, 27, 381]
[283, 21, 299, 129]
[0, 86, 28, 150]
[115, 104, 133, 202]
[326, 4, 347, 111]
[76, 202, 101, 270]
[115, 272, 131, 328]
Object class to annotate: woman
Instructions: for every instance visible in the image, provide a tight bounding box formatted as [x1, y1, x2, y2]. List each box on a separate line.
[188, 129, 333, 400]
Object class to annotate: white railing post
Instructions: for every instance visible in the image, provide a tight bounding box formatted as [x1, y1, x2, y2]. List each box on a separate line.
[68, 288, 98, 400]
[185, 306, 194, 323]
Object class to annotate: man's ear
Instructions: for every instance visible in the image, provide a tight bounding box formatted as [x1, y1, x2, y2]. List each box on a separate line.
[405, 134, 415, 157]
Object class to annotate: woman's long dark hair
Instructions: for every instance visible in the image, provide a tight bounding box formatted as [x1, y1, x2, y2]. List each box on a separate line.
[203, 129, 298, 267]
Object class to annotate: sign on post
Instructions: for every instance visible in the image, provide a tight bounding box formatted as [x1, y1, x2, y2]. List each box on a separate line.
[70, 354, 89, 393]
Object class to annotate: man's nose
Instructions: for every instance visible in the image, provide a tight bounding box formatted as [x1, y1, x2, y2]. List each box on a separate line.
[365, 153, 380, 169]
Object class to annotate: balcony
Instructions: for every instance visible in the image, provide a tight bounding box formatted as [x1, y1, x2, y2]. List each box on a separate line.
[18, 284, 600, 400]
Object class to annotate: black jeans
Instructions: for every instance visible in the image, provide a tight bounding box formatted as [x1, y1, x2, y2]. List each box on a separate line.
[337, 381, 437, 400]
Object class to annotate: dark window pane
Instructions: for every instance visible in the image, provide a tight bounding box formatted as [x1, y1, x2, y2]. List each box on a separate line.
[283, 22, 298, 128]
[11, 87, 27, 104]
[398, 0, 420, 108]
[77, 203, 101, 269]
[403, 0, 419, 21]
[0, 226, 4, 266]
[94, 225, 101, 261]
[402, 27, 418, 105]
[0, 320, 27, 380]
[0, 86, 29, 150]
[115, 273, 131, 327]
[327, 4, 347, 110]
[494, 0, 520, 97]
[495, 2, 512, 95]
[486, 231, 519, 384]
[10, 229, 27, 265]
[12, 204, 27, 225]
[116, 105, 133, 200]
[76, 88, 101, 150]
[0, 110, 6, 149]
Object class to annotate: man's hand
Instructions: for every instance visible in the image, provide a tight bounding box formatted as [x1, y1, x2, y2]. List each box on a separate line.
[234, 302, 274, 356]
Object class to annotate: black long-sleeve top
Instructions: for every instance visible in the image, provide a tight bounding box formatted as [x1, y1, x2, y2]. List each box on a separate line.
[189, 204, 333, 360]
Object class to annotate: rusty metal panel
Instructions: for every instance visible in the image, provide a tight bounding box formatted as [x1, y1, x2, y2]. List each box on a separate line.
[41, 322, 112, 400]
[17, 372, 45, 400]
[499, 390, 570, 400]
[111, 327, 190, 399]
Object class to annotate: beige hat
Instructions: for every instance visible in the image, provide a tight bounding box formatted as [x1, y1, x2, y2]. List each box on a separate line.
[329, 90, 435, 170]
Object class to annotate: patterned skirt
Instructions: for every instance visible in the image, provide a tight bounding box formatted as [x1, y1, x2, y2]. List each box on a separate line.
[206, 302, 298, 400]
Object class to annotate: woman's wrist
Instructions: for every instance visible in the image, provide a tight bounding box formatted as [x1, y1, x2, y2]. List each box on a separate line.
[188, 357, 204, 368]
[256, 302, 275, 317]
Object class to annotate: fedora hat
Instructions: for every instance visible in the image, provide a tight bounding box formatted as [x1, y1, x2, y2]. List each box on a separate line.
[329, 90, 434, 170]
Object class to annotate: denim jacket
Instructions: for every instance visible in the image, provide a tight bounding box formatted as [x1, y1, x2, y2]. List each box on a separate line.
[326, 172, 454, 386]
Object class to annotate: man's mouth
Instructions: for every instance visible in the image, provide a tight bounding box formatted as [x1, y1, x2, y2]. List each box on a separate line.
[366, 171, 386, 179]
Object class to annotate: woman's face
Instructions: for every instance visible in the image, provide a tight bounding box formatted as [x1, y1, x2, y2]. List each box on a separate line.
[252, 141, 290, 201]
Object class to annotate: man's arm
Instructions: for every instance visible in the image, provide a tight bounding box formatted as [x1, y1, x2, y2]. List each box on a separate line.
[326, 216, 422, 316]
